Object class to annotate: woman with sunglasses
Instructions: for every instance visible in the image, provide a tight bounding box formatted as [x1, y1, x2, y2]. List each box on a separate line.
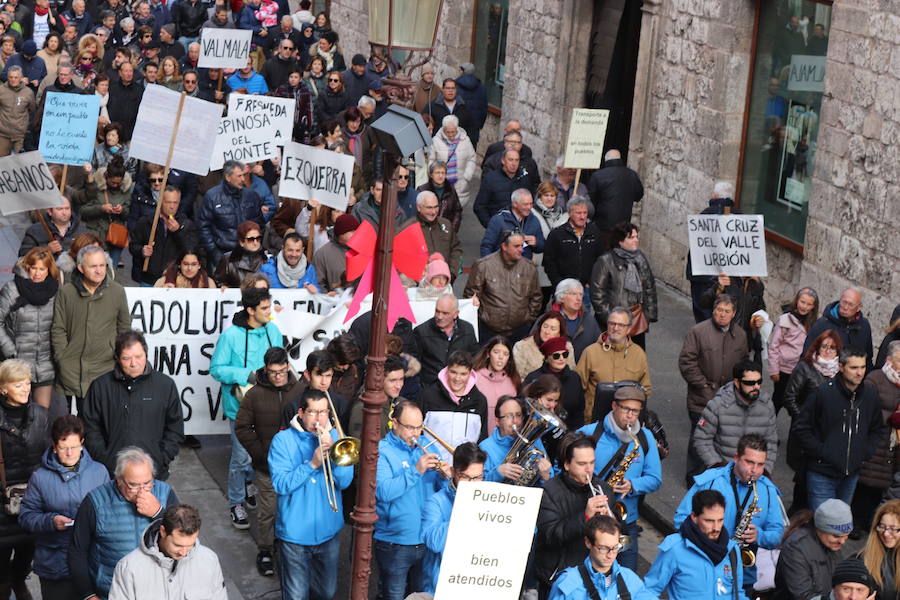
[316, 69, 350, 123]
[860, 500, 900, 600]
[512, 311, 575, 379]
[523, 336, 584, 431]
[214, 221, 269, 288]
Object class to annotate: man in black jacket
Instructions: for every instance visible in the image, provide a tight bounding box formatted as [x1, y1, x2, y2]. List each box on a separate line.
[107, 62, 143, 141]
[261, 37, 300, 90]
[413, 294, 480, 387]
[472, 149, 536, 228]
[803, 288, 874, 371]
[586, 149, 644, 249]
[197, 160, 266, 267]
[481, 130, 541, 191]
[535, 433, 616, 600]
[129, 186, 199, 286]
[542, 198, 603, 292]
[18, 195, 86, 257]
[793, 347, 886, 511]
[427, 78, 472, 139]
[81, 330, 185, 480]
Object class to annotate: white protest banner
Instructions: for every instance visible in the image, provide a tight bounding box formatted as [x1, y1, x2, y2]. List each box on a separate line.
[687, 214, 768, 277]
[125, 287, 477, 434]
[787, 55, 826, 92]
[129, 85, 224, 175]
[198, 28, 252, 69]
[209, 95, 296, 169]
[0, 151, 61, 216]
[563, 108, 610, 170]
[279, 141, 355, 210]
[38, 92, 100, 165]
[435, 482, 543, 600]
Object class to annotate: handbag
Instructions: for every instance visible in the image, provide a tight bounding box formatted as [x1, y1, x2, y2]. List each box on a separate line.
[0, 431, 27, 516]
[103, 191, 128, 248]
[628, 303, 649, 337]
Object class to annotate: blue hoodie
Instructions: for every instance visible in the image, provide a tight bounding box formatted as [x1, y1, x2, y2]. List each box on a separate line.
[550, 556, 654, 600]
[421, 482, 454, 593]
[577, 415, 662, 523]
[210, 311, 283, 419]
[479, 427, 550, 483]
[258, 255, 319, 290]
[374, 430, 441, 544]
[644, 531, 747, 600]
[269, 417, 353, 546]
[226, 69, 269, 95]
[19, 447, 110, 580]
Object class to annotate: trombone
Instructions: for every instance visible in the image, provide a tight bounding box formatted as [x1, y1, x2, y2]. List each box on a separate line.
[414, 425, 456, 479]
[316, 393, 361, 512]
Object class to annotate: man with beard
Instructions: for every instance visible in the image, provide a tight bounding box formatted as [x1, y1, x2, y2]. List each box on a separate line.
[259, 232, 319, 291]
[692, 360, 778, 472]
[645, 489, 746, 599]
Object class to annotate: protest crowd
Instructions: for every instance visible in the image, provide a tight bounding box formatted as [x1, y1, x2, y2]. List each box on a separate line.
[0, 1, 899, 600]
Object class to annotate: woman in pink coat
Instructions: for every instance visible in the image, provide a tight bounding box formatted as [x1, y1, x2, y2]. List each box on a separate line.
[768, 287, 819, 414]
[473, 336, 521, 431]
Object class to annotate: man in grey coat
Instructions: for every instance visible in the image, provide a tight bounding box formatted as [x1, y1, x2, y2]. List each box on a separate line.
[692, 359, 778, 473]
[108, 504, 227, 600]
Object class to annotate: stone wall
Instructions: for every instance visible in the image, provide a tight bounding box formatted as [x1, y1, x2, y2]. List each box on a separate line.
[631, 0, 897, 341]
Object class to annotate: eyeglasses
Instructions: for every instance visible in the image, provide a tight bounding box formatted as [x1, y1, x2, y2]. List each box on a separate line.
[56, 443, 83, 453]
[607, 321, 630, 329]
[328, 78, 340, 82]
[397, 174, 409, 180]
[498, 413, 523, 421]
[267, 366, 290, 377]
[615, 404, 642, 416]
[740, 379, 763, 387]
[500, 228, 523, 242]
[877, 524, 900, 535]
[819, 344, 837, 351]
[397, 421, 424, 432]
[149, 177, 164, 182]
[591, 543, 623, 554]
[122, 480, 153, 491]
[184, 79, 197, 84]
[457, 473, 484, 482]
[243, 235, 262, 242]
[550, 351, 570, 360]
[282, 45, 294, 50]
[304, 408, 330, 416]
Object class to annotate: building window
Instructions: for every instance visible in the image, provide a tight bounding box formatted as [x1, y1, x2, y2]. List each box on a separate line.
[472, 0, 508, 110]
[738, 0, 832, 247]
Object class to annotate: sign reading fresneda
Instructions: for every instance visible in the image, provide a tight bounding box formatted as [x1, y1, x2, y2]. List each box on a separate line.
[434, 482, 542, 600]
[687, 214, 768, 277]
[563, 108, 610, 170]
[209, 95, 295, 169]
[38, 92, 100, 165]
[0, 151, 61, 216]
[279, 142, 355, 211]
[197, 28, 252, 69]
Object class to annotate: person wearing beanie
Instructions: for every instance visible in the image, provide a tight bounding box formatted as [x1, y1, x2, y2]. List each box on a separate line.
[774, 498, 853, 600]
[403, 190, 461, 281]
[1, 39, 48, 93]
[413, 291, 480, 387]
[415, 253, 453, 300]
[312, 213, 358, 292]
[342, 52, 373, 105]
[523, 333, 584, 431]
[830, 558, 875, 599]
[414, 62, 439, 114]
[455, 61, 487, 145]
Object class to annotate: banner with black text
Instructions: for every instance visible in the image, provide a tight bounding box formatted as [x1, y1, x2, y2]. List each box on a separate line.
[687, 213, 768, 277]
[279, 142, 355, 211]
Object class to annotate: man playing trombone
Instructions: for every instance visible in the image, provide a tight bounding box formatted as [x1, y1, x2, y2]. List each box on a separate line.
[374, 401, 445, 600]
[268, 389, 354, 600]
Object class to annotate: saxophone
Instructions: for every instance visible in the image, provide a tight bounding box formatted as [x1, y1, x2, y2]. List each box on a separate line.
[606, 430, 641, 521]
[732, 479, 758, 567]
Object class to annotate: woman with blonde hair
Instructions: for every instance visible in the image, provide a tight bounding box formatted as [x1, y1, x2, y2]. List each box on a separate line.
[159, 56, 182, 90]
[77, 32, 105, 62]
[0, 247, 61, 408]
[861, 499, 900, 599]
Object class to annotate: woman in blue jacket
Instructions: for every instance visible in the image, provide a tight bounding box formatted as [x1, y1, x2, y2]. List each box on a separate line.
[19, 416, 107, 600]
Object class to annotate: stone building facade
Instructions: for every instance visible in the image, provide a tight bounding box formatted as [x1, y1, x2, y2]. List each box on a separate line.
[329, 0, 897, 337]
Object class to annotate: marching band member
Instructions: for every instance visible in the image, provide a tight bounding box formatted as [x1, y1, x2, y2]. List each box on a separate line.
[535, 433, 617, 600]
[374, 401, 443, 600]
[525, 374, 567, 463]
[268, 389, 353, 600]
[480, 395, 552, 485]
[673, 433, 784, 597]
[578, 385, 661, 570]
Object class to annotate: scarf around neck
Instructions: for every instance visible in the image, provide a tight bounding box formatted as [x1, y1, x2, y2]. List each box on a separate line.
[884, 361, 900, 386]
[679, 516, 730, 566]
[12, 273, 58, 310]
[534, 200, 563, 226]
[276, 252, 308, 288]
[813, 353, 840, 378]
[612, 247, 643, 294]
[604, 411, 640, 444]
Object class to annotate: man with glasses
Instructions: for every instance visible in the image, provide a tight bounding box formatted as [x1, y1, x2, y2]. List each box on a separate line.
[180, 69, 199, 96]
[577, 386, 660, 570]
[269, 388, 353, 600]
[645, 489, 746, 600]
[261, 36, 300, 90]
[576, 306, 652, 423]
[81, 330, 184, 480]
[480, 395, 552, 484]
[675, 433, 784, 597]
[267, 15, 301, 56]
[692, 360, 777, 472]
[405, 190, 461, 278]
[235, 347, 304, 577]
[427, 78, 472, 140]
[803, 287, 874, 372]
[421, 442, 487, 593]
[548, 515, 651, 600]
[374, 401, 443, 600]
[69, 447, 179, 600]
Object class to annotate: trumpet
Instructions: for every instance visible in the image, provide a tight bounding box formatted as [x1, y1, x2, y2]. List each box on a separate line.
[316, 424, 340, 513]
[414, 425, 456, 479]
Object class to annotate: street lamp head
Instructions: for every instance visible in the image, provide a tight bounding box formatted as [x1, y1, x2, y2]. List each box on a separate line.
[371, 105, 431, 158]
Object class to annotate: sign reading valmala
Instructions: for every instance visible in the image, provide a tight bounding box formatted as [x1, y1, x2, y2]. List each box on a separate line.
[125, 288, 478, 434]
[687, 214, 768, 277]
[197, 28, 252, 69]
[0, 151, 61, 216]
[563, 108, 610, 170]
[38, 92, 99, 165]
[435, 482, 542, 600]
[279, 142, 355, 211]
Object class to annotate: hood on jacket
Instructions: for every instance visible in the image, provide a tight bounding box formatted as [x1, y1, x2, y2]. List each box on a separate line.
[253, 365, 299, 390]
[436, 366, 477, 401]
[139, 519, 195, 569]
[96, 168, 133, 192]
[455, 74, 482, 91]
[401, 353, 421, 378]
[40, 445, 103, 481]
[823, 300, 864, 326]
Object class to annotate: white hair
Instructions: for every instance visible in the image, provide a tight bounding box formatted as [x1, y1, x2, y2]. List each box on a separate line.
[554, 278, 582, 302]
[76, 245, 106, 267]
[441, 115, 459, 128]
[713, 181, 735, 199]
[357, 95, 375, 109]
[510, 188, 531, 205]
[114, 446, 156, 478]
[416, 190, 438, 206]
[604, 149, 621, 161]
[437, 292, 458, 311]
[888, 340, 900, 360]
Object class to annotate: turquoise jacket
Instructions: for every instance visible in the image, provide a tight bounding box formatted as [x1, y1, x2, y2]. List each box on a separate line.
[549, 556, 654, 600]
[479, 427, 550, 483]
[644, 532, 748, 600]
[210, 311, 282, 419]
[421, 483, 454, 594]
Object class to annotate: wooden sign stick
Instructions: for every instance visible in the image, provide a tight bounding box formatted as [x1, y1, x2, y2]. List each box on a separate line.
[574, 168, 582, 192]
[35, 162, 71, 241]
[306, 205, 316, 262]
[143, 92, 187, 272]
